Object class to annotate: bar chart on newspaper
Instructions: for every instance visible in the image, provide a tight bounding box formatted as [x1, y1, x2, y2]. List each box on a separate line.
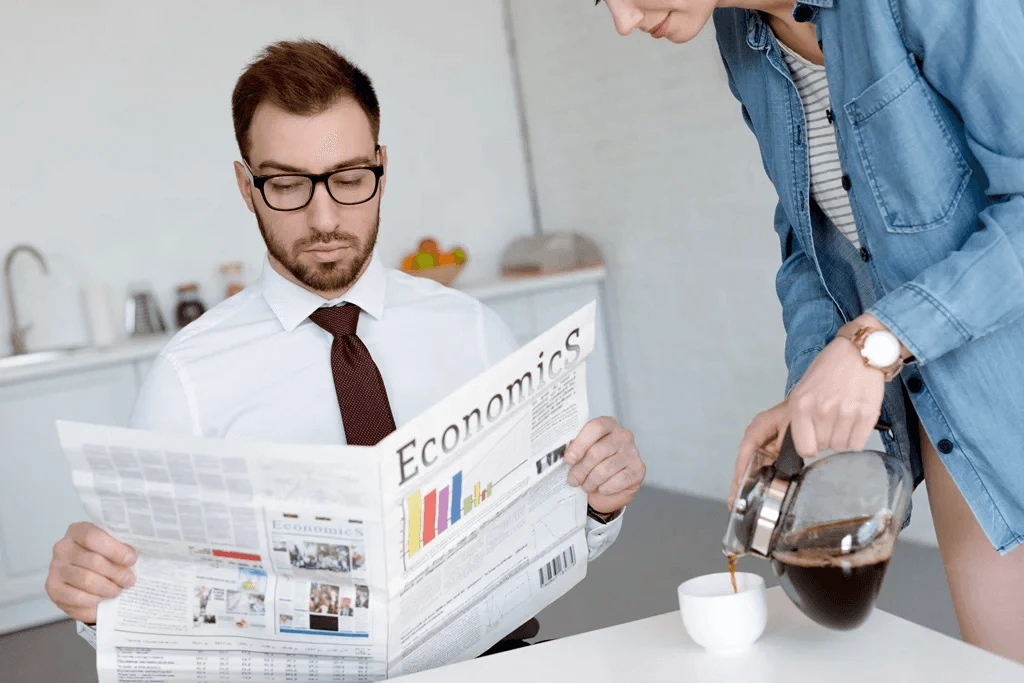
[401, 411, 532, 568]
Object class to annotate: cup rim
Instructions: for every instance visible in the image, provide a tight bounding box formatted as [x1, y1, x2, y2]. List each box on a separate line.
[678, 571, 765, 599]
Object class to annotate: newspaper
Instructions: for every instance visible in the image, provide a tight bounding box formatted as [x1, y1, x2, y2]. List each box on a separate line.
[58, 301, 598, 682]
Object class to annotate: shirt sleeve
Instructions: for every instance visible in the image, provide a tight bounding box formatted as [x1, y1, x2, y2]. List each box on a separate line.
[128, 353, 201, 435]
[585, 511, 624, 561]
[868, 0, 1024, 364]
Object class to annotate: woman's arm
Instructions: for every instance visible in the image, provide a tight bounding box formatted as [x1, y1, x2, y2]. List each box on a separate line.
[868, 0, 1024, 365]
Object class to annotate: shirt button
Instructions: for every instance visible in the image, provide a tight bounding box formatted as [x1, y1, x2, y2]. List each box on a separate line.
[859, 247, 871, 262]
[794, 5, 814, 22]
[906, 376, 923, 393]
[938, 439, 954, 454]
[826, 108, 834, 124]
[842, 175, 852, 191]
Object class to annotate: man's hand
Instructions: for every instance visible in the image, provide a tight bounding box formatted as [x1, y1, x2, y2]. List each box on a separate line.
[563, 416, 645, 514]
[45, 522, 137, 624]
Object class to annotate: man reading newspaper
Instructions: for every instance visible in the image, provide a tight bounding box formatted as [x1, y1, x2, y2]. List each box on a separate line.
[45, 39, 646, 668]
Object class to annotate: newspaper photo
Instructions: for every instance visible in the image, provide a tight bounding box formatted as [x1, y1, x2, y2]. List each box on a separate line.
[58, 301, 599, 682]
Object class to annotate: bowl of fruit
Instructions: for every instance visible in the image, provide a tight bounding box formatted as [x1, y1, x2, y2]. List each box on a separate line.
[401, 238, 467, 287]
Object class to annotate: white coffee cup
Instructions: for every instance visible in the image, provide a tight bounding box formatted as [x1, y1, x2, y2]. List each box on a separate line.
[677, 571, 767, 654]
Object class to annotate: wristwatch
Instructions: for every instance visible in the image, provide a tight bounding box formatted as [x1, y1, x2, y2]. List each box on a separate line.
[587, 505, 621, 524]
[836, 326, 906, 382]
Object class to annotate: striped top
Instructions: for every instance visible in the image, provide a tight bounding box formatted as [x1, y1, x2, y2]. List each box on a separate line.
[779, 41, 861, 249]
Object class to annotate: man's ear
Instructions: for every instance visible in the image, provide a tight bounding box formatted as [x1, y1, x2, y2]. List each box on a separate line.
[378, 144, 388, 197]
[233, 161, 256, 214]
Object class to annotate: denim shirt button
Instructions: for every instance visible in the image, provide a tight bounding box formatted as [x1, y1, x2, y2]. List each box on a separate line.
[907, 376, 924, 393]
[938, 439, 954, 454]
[859, 247, 871, 262]
[841, 174, 852, 191]
[794, 5, 814, 22]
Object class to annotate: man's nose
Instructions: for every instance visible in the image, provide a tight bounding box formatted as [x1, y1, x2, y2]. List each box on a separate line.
[307, 181, 340, 231]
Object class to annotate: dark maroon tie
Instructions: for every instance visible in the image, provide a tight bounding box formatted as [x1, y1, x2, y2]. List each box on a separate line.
[310, 305, 397, 446]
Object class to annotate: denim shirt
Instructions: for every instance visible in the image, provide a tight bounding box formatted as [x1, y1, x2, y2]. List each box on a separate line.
[713, 0, 1024, 554]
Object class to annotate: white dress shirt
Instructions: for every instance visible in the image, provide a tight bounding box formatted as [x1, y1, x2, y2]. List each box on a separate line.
[130, 252, 622, 558]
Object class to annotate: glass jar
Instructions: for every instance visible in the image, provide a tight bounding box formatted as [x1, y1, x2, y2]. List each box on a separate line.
[219, 262, 246, 300]
[174, 283, 207, 329]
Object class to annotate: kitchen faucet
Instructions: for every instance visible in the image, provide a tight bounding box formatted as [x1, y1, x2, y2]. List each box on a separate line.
[3, 244, 49, 355]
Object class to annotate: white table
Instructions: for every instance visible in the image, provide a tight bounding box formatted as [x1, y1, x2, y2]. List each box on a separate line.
[394, 587, 1024, 682]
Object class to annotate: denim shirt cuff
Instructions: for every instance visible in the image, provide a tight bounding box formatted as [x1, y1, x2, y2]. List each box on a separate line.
[868, 283, 971, 366]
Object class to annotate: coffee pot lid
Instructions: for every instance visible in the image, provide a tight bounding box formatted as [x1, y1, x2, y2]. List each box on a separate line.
[722, 428, 804, 558]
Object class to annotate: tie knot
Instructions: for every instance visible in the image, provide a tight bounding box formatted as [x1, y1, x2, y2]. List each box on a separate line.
[310, 305, 361, 337]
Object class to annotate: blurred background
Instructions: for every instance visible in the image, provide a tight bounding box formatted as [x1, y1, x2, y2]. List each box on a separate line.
[0, 2, 949, 679]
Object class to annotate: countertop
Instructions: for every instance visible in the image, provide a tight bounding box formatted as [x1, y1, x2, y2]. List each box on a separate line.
[0, 335, 171, 387]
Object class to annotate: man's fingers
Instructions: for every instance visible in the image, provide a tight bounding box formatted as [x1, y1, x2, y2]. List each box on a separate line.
[597, 461, 643, 495]
[57, 586, 101, 624]
[567, 437, 617, 486]
[63, 564, 124, 600]
[564, 417, 617, 466]
[580, 450, 630, 492]
[70, 546, 136, 589]
[68, 523, 136, 566]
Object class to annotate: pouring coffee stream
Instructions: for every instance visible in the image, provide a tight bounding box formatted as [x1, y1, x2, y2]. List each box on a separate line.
[721, 425, 911, 630]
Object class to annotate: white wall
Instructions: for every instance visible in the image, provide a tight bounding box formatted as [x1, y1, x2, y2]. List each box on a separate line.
[0, 0, 535, 355]
[507, 2, 938, 546]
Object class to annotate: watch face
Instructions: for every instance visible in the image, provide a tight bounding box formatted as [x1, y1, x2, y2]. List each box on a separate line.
[863, 331, 901, 367]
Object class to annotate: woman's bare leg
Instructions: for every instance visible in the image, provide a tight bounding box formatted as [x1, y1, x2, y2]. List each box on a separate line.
[920, 424, 1024, 663]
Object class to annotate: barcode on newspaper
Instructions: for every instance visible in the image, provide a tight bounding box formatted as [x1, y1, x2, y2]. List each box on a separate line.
[536, 444, 567, 475]
[539, 545, 577, 587]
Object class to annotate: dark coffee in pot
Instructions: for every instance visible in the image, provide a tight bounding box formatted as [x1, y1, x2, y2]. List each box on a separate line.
[771, 516, 894, 630]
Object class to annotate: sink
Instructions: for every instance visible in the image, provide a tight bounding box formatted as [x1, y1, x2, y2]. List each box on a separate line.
[0, 345, 91, 370]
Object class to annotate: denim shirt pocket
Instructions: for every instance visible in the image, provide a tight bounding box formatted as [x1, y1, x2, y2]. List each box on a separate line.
[844, 55, 972, 233]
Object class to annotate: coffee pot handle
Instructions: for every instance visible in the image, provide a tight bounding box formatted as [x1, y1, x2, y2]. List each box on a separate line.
[773, 426, 804, 480]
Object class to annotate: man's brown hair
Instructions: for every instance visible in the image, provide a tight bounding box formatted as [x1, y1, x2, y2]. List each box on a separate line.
[231, 39, 380, 162]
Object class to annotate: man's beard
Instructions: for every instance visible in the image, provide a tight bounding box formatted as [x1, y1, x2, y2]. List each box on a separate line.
[256, 207, 379, 294]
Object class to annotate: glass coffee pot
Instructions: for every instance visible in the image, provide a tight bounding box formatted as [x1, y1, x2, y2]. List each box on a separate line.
[722, 427, 912, 630]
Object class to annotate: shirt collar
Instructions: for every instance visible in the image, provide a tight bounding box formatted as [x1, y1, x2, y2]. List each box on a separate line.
[744, 1, 834, 50]
[259, 250, 387, 332]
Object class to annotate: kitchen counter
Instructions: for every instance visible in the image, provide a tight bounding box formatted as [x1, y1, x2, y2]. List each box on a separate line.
[0, 335, 171, 387]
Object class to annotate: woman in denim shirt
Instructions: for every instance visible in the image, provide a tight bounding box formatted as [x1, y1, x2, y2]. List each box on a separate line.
[598, 0, 1024, 663]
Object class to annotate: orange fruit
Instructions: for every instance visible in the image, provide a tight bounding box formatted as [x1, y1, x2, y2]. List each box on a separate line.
[438, 252, 456, 266]
[402, 254, 415, 270]
[419, 238, 440, 256]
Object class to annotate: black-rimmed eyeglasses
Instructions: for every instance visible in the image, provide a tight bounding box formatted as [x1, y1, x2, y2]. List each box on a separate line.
[243, 149, 384, 211]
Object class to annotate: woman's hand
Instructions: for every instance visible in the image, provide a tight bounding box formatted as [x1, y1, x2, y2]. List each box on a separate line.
[786, 331, 886, 458]
[730, 314, 903, 505]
